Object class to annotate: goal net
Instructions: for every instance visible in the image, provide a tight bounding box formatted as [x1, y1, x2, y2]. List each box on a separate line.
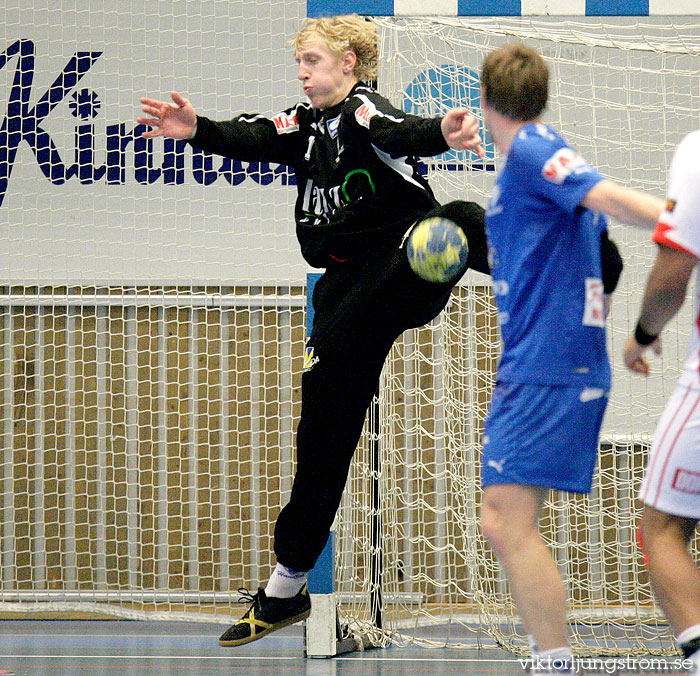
[332, 15, 700, 656]
[1, 2, 699, 657]
[0, 0, 308, 623]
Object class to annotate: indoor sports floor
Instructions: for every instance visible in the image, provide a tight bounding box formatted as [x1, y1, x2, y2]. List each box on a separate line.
[0, 619, 521, 675]
[0, 619, 675, 675]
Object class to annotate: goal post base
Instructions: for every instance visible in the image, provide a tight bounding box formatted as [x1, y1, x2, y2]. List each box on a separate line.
[305, 594, 353, 658]
[304, 530, 381, 657]
[304, 593, 382, 658]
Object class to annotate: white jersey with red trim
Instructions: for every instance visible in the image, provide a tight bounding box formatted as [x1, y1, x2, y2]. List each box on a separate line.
[652, 129, 700, 389]
[639, 130, 700, 516]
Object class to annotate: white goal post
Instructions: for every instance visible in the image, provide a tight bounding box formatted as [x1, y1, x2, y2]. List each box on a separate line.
[2, 0, 700, 658]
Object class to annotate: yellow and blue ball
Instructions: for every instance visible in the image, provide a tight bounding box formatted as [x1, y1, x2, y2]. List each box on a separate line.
[406, 217, 469, 283]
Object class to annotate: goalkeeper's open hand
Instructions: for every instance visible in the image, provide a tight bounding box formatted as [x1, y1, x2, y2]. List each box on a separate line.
[441, 108, 485, 158]
[138, 91, 197, 140]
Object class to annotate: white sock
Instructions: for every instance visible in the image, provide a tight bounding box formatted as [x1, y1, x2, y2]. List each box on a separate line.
[678, 624, 700, 645]
[532, 647, 574, 674]
[265, 563, 308, 599]
[527, 633, 538, 654]
[678, 624, 700, 663]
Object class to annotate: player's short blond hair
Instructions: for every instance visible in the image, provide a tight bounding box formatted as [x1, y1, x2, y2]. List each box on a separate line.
[293, 14, 378, 82]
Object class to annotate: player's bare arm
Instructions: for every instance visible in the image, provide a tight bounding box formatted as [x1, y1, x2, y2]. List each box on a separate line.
[623, 244, 698, 375]
[441, 108, 485, 158]
[582, 179, 664, 230]
[138, 91, 197, 139]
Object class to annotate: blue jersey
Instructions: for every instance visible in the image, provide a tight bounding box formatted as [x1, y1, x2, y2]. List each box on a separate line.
[486, 123, 611, 388]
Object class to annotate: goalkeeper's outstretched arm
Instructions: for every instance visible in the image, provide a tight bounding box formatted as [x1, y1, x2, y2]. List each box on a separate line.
[441, 108, 485, 157]
[138, 91, 197, 140]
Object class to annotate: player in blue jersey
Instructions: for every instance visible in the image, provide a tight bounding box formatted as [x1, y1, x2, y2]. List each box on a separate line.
[478, 42, 665, 673]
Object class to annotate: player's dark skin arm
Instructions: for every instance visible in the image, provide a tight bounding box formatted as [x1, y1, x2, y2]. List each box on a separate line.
[623, 244, 697, 375]
[636, 245, 696, 335]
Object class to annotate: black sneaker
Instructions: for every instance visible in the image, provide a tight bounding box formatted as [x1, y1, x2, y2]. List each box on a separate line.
[218, 585, 311, 647]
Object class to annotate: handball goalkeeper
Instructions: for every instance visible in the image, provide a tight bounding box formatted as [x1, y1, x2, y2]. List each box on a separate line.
[138, 15, 622, 650]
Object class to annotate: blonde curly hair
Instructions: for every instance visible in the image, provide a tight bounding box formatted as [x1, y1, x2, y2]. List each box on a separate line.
[292, 14, 378, 82]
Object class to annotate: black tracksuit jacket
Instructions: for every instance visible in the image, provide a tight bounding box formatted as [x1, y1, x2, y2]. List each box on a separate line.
[189, 82, 488, 269]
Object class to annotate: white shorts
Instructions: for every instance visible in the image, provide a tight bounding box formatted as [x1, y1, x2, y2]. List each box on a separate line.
[639, 382, 700, 519]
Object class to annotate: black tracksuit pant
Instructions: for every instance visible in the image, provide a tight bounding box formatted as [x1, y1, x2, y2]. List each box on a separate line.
[273, 200, 488, 572]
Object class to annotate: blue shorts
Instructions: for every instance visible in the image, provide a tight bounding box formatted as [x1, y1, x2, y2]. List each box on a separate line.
[481, 381, 608, 494]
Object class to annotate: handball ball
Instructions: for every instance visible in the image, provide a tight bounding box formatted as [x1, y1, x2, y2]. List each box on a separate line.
[406, 216, 469, 283]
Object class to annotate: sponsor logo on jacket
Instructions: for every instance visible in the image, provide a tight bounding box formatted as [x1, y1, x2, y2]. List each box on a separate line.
[354, 102, 376, 129]
[273, 112, 299, 134]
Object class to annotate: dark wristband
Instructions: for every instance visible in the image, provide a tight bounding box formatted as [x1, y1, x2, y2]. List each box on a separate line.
[634, 321, 658, 346]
